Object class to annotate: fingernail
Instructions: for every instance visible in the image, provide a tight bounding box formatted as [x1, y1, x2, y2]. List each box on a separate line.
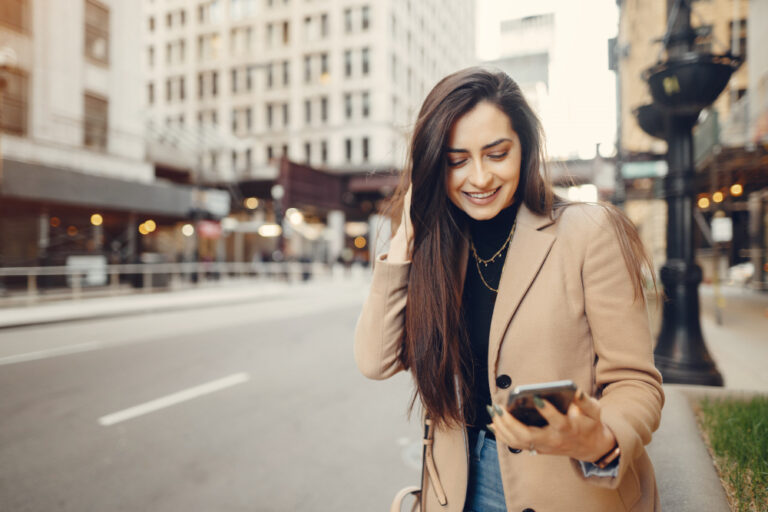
[493, 404, 505, 416]
[486, 424, 495, 433]
[486, 405, 496, 418]
[533, 395, 544, 409]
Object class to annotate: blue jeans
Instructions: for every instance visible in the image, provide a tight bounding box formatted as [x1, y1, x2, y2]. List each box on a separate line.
[463, 428, 507, 512]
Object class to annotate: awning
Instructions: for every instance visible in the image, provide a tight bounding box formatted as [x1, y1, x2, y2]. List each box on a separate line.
[0, 159, 228, 218]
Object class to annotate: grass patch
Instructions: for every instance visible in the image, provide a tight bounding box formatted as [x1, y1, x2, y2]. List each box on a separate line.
[695, 396, 768, 512]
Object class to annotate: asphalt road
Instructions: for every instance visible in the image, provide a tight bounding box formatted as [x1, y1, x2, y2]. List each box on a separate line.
[0, 283, 421, 511]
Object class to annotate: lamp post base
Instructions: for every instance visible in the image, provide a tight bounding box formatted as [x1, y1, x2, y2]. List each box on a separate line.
[653, 260, 724, 387]
[654, 354, 723, 386]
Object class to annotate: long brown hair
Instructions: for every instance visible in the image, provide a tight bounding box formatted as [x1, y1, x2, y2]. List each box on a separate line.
[390, 67, 655, 429]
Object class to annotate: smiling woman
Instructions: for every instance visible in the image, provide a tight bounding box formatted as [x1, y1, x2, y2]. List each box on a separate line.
[354, 67, 663, 512]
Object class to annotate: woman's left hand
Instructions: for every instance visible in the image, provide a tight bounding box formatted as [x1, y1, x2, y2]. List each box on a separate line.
[487, 389, 617, 463]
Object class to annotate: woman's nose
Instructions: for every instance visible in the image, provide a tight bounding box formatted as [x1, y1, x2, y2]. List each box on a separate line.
[468, 162, 492, 189]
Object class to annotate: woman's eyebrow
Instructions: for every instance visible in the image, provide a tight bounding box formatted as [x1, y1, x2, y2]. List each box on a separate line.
[445, 138, 512, 153]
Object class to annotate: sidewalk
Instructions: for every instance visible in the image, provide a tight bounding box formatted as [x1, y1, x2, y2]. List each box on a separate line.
[646, 284, 768, 511]
[0, 269, 369, 329]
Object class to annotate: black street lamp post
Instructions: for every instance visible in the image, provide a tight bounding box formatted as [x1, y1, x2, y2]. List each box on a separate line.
[634, 0, 740, 385]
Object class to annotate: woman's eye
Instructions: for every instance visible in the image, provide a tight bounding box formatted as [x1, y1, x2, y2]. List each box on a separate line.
[488, 152, 508, 160]
[447, 158, 467, 167]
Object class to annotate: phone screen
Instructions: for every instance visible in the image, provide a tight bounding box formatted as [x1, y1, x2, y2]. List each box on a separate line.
[506, 380, 576, 427]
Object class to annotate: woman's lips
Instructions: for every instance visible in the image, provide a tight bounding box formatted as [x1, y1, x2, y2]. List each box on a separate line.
[462, 187, 501, 205]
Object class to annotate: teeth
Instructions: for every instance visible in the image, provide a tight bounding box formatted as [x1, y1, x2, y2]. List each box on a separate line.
[466, 189, 497, 199]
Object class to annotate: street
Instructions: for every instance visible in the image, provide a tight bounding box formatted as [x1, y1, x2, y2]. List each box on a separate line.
[0, 282, 421, 511]
[1, 279, 766, 512]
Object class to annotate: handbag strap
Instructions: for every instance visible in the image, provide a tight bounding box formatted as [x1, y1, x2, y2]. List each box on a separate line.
[423, 416, 448, 505]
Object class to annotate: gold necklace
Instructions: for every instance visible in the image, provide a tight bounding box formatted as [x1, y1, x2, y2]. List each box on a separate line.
[470, 220, 516, 293]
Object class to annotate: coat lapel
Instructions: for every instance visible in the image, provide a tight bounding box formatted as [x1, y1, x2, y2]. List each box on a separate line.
[487, 204, 556, 373]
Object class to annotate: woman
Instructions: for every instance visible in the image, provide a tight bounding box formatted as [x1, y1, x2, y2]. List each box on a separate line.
[355, 67, 664, 512]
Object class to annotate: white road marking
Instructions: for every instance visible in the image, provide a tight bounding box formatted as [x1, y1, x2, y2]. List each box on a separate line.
[0, 340, 107, 366]
[98, 372, 250, 426]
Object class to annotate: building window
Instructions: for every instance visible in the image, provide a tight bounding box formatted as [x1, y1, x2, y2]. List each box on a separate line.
[361, 5, 370, 30]
[362, 136, 369, 162]
[729, 19, 747, 59]
[267, 145, 274, 161]
[320, 13, 329, 37]
[246, 67, 253, 91]
[282, 60, 290, 85]
[344, 50, 352, 77]
[180, 9, 186, 25]
[304, 99, 312, 124]
[84, 93, 108, 150]
[198, 73, 204, 98]
[361, 47, 370, 75]
[148, 16, 154, 32]
[266, 104, 274, 128]
[320, 53, 329, 76]
[231, 149, 238, 171]
[231, 108, 238, 132]
[179, 77, 185, 100]
[147, 82, 154, 105]
[344, 93, 352, 119]
[147, 46, 154, 67]
[361, 91, 370, 118]
[266, 23, 274, 47]
[282, 103, 289, 125]
[345, 138, 352, 162]
[282, 20, 290, 45]
[245, 148, 252, 169]
[267, 62, 274, 88]
[321, 140, 328, 164]
[0, 68, 28, 135]
[85, 0, 110, 65]
[344, 8, 352, 33]
[282, 144, 288, 157]
[320, 96, 328, 123]
[212, 71, 218, 96]
[245, 108, 252, 131]
[166, 78, 172, 101]
[304, 55, 312, 83]
[231, 68, 238, 93]
[304, 142, 311, 164]
[166, 12, 172, 27]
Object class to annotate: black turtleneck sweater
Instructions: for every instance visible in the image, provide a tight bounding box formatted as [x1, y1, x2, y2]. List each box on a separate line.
[461, 202, 519, 430]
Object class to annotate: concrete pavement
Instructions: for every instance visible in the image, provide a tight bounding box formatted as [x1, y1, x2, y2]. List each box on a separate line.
[1, 272, 766, 511]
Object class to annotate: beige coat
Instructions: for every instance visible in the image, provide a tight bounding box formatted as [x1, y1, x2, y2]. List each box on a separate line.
[354, 203, 664, 512]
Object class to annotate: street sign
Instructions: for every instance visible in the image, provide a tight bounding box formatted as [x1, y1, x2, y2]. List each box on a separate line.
[711, 216, 732, 243]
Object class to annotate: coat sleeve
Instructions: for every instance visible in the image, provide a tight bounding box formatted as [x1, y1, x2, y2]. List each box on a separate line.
[574, 206, 664, 489]
[353, 256, 410, 380]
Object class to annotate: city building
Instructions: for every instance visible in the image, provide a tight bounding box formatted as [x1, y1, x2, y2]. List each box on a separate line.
[0, 0, 228, 278]
[615, 0, 768, 289]
[142, 0, 476, 262]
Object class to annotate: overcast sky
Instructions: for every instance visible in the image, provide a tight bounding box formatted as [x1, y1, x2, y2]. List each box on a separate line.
[475, 0, 620, 160]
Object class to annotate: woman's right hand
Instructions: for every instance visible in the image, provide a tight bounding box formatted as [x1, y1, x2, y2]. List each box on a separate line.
[387, 185, 413, 262]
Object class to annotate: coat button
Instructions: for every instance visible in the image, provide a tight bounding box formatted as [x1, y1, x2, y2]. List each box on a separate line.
[496, 374, 512, 389]
[508, 447, 522, 454]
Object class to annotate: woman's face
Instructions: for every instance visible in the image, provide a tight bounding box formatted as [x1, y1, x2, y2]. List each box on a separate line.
[444, 101, 522, 221]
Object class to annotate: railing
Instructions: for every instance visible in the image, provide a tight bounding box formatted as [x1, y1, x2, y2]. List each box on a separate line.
[0, 261, 351, 304]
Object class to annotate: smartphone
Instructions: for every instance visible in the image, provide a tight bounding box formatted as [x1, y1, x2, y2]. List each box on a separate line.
[505, 380, 577, 427]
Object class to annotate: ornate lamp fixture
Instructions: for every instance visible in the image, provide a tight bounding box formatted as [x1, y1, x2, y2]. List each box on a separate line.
[634, 0, 741, 386]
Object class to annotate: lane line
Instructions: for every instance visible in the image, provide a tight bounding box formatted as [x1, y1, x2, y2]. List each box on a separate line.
[0, 340, 107, 366]
[98, 372, 250, 426]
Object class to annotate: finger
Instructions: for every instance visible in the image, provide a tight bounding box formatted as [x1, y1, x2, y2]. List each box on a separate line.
[492, 404, 534, 446]
[532, 396, 568, 431]
[573, 389, 602, 421]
